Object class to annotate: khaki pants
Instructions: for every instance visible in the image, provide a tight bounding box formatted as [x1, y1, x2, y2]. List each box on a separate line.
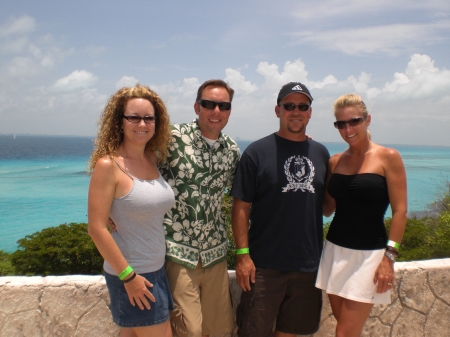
[165, 260, 235, 337]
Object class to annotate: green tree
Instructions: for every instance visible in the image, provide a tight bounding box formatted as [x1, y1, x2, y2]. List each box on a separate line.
[384, 180, 450, 261]
[385, 217, 433, 261]
[11, 223, 103, 276]
[0, 250, 15, 276]
[432, 180, 450, 214]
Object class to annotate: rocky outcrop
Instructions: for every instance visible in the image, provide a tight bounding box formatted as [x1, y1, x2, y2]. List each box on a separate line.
[0, 259, 449, 337]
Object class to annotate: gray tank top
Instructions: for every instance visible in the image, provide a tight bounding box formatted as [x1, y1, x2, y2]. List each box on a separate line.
[103, 157, 175, 275]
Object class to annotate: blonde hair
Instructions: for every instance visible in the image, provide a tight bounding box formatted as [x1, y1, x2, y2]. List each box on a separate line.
[88, 84, 171, 172]
[334, 94, 370, 139]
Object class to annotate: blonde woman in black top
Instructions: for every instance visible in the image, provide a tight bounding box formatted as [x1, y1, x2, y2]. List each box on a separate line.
[316, 94, 407, 337]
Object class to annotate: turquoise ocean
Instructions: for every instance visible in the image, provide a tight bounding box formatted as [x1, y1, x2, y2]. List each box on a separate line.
[1, 134, 450, 252]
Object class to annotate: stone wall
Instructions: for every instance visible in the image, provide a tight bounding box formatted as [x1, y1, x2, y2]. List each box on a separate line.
[1, 258, 449, 337]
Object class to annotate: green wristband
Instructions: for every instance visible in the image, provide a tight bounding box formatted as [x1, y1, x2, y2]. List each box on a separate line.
[387, 240, 400, 250]
[236, 248, 249, 255]
[118, 265, 134, 280]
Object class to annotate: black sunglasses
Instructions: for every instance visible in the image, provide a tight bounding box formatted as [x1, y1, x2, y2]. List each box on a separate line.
[123, 115, 157, 124]
[279, 103, 310, 111]
[334, 117, 366, 129]
[197, 99, 232, 111]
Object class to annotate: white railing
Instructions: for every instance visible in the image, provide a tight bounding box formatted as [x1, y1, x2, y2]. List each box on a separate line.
[1, 258, 449, 337]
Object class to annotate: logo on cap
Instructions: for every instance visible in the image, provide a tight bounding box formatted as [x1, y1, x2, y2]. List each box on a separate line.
[291, 85, 303, 91]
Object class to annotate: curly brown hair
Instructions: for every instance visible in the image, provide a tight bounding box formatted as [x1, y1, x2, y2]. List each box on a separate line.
[88, 84, 171, 172]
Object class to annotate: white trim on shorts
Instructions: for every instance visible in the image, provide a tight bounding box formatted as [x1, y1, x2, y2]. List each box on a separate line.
[315, 240, 391, 304]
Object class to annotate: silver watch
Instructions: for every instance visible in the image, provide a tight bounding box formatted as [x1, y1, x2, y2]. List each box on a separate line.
[384, 250, 396, 262]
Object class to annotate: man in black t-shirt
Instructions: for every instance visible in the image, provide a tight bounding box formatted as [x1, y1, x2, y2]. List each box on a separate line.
[230, 82, 330, 337]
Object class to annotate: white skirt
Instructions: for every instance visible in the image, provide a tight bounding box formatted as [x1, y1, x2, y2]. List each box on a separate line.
[315, 240, 391, 304]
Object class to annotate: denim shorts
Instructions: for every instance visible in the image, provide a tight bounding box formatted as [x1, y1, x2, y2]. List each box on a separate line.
[104, 266, 174, 327]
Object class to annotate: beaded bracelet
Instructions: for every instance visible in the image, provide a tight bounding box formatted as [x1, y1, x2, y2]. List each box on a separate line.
[386, 246, 398, 255]
[123, 272, 137, 283]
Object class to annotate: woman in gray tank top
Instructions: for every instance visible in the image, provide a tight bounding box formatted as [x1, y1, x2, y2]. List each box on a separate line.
[88, 84, 175, 337]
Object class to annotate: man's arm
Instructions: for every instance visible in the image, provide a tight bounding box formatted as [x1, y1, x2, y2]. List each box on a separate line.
[232, 197, 256, 291]
[323, 156, 337, 217]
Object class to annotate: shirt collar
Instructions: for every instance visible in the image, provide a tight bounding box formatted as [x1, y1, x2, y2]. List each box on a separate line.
[191, 119, 226, 148]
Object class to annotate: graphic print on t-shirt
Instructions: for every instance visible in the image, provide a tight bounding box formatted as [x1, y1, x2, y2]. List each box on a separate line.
[282, 155, 315, 193]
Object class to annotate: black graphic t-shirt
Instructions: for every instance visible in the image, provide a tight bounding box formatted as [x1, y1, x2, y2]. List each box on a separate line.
[231, 133, 330, 272]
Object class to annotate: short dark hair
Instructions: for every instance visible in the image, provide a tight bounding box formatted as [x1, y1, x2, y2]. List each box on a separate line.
[196, 79, 235, 102]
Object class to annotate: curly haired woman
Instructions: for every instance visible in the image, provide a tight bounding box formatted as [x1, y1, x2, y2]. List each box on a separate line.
[88, 84, 174, 337]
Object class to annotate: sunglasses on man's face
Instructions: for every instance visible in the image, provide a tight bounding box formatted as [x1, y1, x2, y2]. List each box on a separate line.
[197, 99, 232, 111]
[279, 103, 310, 112]
[334, 117, 366, 129]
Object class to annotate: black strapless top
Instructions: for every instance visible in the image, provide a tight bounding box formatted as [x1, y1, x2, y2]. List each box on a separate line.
[326, 173, 389, 250]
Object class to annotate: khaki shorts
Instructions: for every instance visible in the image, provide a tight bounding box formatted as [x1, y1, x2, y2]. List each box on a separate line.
[165, 260, 235, 337]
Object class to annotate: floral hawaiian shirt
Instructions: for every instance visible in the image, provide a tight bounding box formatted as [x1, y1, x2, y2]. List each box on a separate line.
[160, 120, 240, 269]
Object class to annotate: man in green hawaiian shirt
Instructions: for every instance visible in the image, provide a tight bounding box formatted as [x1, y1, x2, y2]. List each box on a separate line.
[160, 79, 240, 337]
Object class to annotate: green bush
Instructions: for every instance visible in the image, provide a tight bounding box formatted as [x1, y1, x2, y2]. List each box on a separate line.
[384, 181, 450, 261]
[11, 223, 103, 276]
[385, 217, 431, 261]
[433, 211, 450, 257]
[0, 250, 15, 276]
[384, 213, 450, 262]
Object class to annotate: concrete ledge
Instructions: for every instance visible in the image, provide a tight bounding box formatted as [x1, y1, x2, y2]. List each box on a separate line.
[1, 258, 449, 337]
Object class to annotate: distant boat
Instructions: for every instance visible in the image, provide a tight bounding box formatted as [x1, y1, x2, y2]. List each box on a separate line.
[13, 134, 16, 139]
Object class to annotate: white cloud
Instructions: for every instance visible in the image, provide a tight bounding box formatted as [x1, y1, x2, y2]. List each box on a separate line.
[347, 72, 372, 93]
[256, 58, 338, 92]
[291, 0, 450, 20]
[148, 78, 203, 124]
[115, 76, 139, 89]
[380, 54, 450, 101]
[0, 15, 36, 37]
[53, 70, 98, 92]
[257, 59, 309, 90]
[6, 56, 39, 76]
[0, 83, 108, 136]
[0, 36, 29, 54]
[0, 16, 73, 79]
[154, 77, 201, 98]
[224, 68, 258, 95]
[124, 54, 450, 145]
[171, 54, 449, 145]
[290, 21, 450, 56]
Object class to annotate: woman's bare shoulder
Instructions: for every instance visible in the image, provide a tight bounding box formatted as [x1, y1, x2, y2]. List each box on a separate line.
[93, 156, 117, 173]
[329, 152, 344, 169]
[373, 144, 404, 172]
[375, 144, 402, 161]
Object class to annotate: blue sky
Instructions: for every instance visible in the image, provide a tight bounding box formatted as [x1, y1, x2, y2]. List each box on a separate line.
[1, 0, 450, 145]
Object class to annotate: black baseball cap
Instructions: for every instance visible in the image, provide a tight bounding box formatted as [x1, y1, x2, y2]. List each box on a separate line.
[277, 82, 313, 104]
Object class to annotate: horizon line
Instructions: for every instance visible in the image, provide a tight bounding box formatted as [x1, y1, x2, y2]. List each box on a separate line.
[1, 133, 449, 149]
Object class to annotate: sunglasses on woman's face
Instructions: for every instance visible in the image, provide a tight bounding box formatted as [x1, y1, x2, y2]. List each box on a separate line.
[123, 115, 157, 124]
[334, 117, 366, 129]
